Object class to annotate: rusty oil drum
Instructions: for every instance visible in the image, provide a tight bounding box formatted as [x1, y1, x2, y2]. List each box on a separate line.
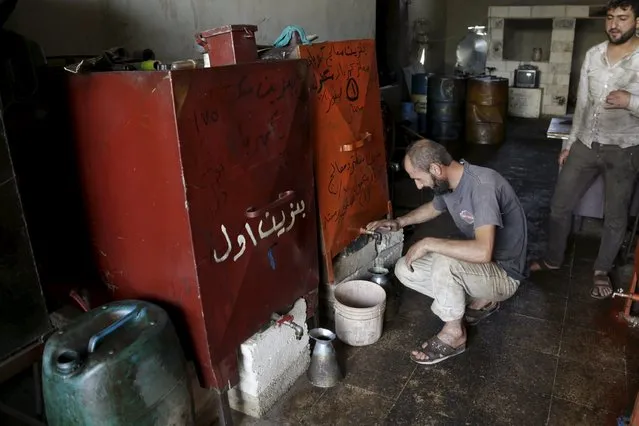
[465, 76, 509, 145]
[42, 300, 195, 426]
[426, 75, 467, 158]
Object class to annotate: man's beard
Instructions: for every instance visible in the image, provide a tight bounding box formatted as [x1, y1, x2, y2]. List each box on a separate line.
[430, 173, 451, 195]
[608, 26, 636, 45]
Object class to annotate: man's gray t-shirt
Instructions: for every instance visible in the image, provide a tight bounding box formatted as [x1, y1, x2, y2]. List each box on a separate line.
[432, 161, 528, 281]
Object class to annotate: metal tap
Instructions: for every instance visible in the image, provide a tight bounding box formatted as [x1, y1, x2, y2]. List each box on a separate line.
[270, 313, 304, 340]
[613, 289, 639, 302]
[360, 229, 382, 244]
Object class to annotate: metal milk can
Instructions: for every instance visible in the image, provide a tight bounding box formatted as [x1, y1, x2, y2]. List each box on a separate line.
[307, 328, 342, 388]
[369, 266, 400, 322]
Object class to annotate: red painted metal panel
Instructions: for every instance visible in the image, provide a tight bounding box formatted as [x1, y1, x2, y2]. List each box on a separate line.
[66, 61, 318, 389]
[298, 40, 390, 283]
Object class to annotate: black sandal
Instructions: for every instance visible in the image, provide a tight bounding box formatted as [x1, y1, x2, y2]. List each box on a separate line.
[465, 302, 500, 326]
[409, 335, 466, 365]
[530, 259, 560, 272]
[591, 274, 613, 300]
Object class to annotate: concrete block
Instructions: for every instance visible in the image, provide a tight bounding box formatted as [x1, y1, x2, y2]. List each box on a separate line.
[508, 6, 531, 18]
[488, 40, 503, 61]
[550, 62, 571, 74]
[566, 5, 590, 18]
[490, 28, 504, 42]
[489, 6, 509, 18]
[551, 40, 574, 53]
[489, 17, 504, 30]
[509, 88, 543, 118]
[550, 52, 572, 64]
[229, 298, 310, 418]
[530, 62, 549, 73]
[554, 73, 571, 85]
[552, 29, 575, 42]
[540, 72, 553, 85]
[532, 6, 566, 18]
[505, 61, 521, 72]
[548, 84, 569, 98]
[553, 18, 575, 30]
[332, 230, 404, 284]
[543, 104, 567, 116]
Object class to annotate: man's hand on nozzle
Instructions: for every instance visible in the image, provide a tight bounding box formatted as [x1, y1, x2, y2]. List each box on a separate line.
[364, 218, 402, 232]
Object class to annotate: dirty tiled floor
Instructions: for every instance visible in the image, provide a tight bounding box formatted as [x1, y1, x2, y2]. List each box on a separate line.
[230, 119, 639, 425]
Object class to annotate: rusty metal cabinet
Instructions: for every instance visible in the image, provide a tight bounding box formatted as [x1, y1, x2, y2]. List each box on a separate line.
[298, 40, 391, 283]
[65, 60, 319, 389]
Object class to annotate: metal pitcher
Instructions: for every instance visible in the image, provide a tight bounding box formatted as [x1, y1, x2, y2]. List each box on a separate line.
[368, 267, 399, 322]
[307, 328, 342, 388]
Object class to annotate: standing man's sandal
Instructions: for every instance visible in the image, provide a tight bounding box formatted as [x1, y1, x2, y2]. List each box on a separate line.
[591, 273, 613, 299]
[465, 302, 500, 326]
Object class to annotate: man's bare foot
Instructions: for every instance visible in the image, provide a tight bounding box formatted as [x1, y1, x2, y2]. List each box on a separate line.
[529, 259, 560, 272]
[411, 320, 466, 363]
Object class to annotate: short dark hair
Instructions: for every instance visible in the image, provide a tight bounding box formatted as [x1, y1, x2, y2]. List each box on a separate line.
[607, 0, 639, 17]
[405, 139, 453, 171]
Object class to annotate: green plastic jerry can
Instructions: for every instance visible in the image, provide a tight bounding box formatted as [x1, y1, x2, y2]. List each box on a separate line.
[42, 300, 195, 426]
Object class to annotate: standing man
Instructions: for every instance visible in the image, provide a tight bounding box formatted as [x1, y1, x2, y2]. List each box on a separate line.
[531, 0, 639, 299]
[366, 139, 527, 365]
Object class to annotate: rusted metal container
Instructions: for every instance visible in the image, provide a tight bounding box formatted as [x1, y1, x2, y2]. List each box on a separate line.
[427, 75, 466, 158]
[297, 40, 391, 283]
[64, 60, 319, 390]
[196, 24, 258, 67]
[466, 76, 509, 145]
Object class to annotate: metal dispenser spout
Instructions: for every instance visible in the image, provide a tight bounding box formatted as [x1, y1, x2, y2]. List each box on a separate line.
[270, 313, 304, 340]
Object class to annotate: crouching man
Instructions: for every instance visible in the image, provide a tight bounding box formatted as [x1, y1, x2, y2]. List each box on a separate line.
[366, 139, 528, 365]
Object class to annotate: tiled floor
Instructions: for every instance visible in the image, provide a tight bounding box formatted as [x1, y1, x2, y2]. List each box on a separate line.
[230, 118, 639, 425]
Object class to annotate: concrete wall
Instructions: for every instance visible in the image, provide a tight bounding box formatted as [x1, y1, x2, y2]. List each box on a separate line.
[6, 0, 376, 61]
[444, 0, 601, 72]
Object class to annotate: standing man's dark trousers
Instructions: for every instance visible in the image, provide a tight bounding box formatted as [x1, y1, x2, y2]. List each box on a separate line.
[546, 140, 639, 272]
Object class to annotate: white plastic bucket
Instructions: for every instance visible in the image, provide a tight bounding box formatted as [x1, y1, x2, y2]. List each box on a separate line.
[334, 280, 386, 346]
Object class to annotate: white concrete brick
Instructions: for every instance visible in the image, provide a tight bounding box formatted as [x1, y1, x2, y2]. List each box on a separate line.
[549, 62, 571, 74]
[554, 73, 571, 85]
[505, 61, 522, 72]
[229, 298, 310, 417]
[509, 6, 531, 18]
[490, 28, 504, 41]
[532, 5, 566, 18]
[540, 72, 553, 85]
[531, 62, 549, 73]
[550, 51, 572, 64]
[548, 84, 570, 97]
[566, 5, 590, 18]
[543, 104, 567, 116]
[551, 40, 574, 53]
[552, 29, 575, 42]
[509, 87, 543, 118]
[489, 17, 505, 30]
[553, 18, 576, 30]
[489, 6, 509, 18]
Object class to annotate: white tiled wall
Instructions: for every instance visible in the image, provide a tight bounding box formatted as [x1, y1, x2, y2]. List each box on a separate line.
[487, 5, 579, 116]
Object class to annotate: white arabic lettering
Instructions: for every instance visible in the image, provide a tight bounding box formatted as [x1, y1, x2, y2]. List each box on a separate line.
[212, 200, 307, 264]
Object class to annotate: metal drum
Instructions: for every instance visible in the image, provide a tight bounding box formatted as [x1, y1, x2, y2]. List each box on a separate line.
[427, 75, 467, 158]
[411, 73, 428, 135]
[42, 300, 195, 426]
[466, 76, 509, 145]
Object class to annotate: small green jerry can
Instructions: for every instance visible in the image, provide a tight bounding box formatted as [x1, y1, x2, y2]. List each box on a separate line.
[42, 300, 195, 426]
